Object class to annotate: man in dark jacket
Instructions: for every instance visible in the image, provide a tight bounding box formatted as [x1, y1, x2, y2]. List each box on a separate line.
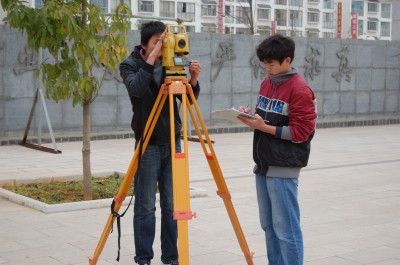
[119, 21, 201, 265]
[238, 35, 317, 265]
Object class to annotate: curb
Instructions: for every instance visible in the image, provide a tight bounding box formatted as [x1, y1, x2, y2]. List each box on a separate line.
[0, 186, 207, 214]
[0, 172, 208, 214]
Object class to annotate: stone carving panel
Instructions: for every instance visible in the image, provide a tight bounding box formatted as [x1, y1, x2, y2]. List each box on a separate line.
[304, 46, 321, 81]
[250, 54, 267, 80]
[211, 42, 236, 82]
[332, 45, 352, 83]
[13, 47, 39, 75]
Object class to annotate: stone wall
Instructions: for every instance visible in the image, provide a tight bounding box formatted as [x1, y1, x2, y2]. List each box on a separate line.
[0, 25, 399, 144]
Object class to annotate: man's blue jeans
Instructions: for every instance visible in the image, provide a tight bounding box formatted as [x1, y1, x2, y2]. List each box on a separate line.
[133, 141, 181, 264]
[255, 174, 303, 265]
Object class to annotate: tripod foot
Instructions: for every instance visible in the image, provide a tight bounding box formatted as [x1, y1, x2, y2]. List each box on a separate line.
[88, 256, 97, 265]
[246, 252, 255, 264]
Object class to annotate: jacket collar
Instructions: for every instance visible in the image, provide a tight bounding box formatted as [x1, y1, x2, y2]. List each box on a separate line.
[270, 67, 298, 85]
[132, 45, 144, 60]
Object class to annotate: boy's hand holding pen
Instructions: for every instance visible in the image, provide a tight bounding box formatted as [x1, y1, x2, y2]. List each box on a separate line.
[238, 104, 251, 114]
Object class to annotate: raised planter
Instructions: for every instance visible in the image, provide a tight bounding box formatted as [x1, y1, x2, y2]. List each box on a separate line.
[0, 171, 207, 214]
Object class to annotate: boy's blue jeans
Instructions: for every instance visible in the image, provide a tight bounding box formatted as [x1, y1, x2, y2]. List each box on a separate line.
[133, 141, 181, 264]
[255, 174, 303, 265]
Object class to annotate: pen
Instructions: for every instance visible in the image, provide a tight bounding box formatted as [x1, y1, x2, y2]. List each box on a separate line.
[239, 104, 249, 113]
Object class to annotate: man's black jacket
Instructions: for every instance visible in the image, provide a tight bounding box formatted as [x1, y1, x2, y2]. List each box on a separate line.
[119, 45, 200, 145]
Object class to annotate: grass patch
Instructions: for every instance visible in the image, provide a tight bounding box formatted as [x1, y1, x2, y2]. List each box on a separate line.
[2, 173, 134, 204]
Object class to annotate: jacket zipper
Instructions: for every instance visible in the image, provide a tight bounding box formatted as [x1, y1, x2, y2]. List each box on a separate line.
[256, 81, 278, 174]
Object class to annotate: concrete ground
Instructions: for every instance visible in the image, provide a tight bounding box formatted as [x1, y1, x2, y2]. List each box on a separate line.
[1, 125, 400, 265]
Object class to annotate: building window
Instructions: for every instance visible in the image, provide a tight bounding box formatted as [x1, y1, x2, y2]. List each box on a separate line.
[352, 1, 364, 17]
[275, 9, 287, 26]
[307, 31, 319, 38]
[368, 2, 378, 13]
[257, 25, 271, 36]
[276, 29, 288, 36]
[178, 2, 195, 20]
[275, 0, 287, 5]
[323, 32, 335, 38]
[380, 22, 390, 37]
[292, 30, 303, 37]
[35, 0, 43, 8]
[381, 3, 391, 19]
[289, 10, 303, 27]
[201, 25, 217, 33]
[91, 0, 108, 12]
[367, 21, 377, 31]
[289, 0, 303, 7]
[236, 27, 251, 34]
[323, 0, 333, 9]
[225, 5, 234, 23]
[185, 25, 195, 33]
[257, 8, 271, 20]
[237, 6, 250, 24]
[323, 12, 334, 29]
[358, 19, 364, 36]
[139, 0, 154, 12]
[201, 4, 216, 16]
[308, 0, 319, 3]
[307, 11, 319, 23]
[160, 1, 175, 18]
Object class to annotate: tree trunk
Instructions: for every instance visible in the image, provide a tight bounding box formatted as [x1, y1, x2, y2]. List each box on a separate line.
[82, 101, 92, 200]
[248, 0, 255, 35]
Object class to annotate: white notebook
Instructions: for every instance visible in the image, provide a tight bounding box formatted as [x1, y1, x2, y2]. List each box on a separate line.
[211, 107, 256, 123]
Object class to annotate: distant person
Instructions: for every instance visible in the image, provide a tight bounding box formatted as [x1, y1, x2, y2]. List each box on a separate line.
[119, 21, 202, 265]
[238, 34, 317, 265]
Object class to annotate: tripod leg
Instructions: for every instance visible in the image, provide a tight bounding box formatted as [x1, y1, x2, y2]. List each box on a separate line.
[168, 90, 192, 265]
[184, 90, 254, 265]
[89, 92, 168, 265]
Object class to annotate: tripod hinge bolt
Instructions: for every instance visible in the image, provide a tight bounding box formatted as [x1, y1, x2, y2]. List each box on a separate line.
[113, 195, 126, 202]
[174, 210, 197, 220]
[217, 191, 231, 200]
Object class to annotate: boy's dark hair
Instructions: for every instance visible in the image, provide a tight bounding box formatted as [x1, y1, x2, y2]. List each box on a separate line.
[140, 21, 166, 45]
[256, 34, 295, 64]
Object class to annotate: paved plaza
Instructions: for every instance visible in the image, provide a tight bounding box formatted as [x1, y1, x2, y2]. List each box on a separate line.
[1, 125, 400, 265]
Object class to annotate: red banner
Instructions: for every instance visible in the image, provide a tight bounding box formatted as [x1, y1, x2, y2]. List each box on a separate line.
[351, 12, 358, 39]
[217, 0, 224, 34]
[271, 21, 276, 35]
[337, 2, 342, 39]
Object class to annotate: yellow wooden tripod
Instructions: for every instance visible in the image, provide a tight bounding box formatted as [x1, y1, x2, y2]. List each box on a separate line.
[89, 76, 254, 265]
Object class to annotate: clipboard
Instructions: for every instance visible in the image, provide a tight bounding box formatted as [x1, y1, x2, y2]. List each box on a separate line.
[211, 107, 256, 123]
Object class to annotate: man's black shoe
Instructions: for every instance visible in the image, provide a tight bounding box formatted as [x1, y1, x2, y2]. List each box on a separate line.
[164, 261, 178, 265]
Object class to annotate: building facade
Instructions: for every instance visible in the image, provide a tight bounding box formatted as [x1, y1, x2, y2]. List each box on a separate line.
[393, 0, 400, 41]
[342, 0, 393, 40]
[126, 0, 394, 40]
[0, 0, 395, 40]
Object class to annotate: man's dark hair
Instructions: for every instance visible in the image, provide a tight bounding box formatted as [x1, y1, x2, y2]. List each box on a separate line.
[140, 21, 166, 45]
[256, 34, 295, 64]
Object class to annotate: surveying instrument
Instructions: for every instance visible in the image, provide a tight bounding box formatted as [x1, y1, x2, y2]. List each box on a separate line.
[89, 24, 254, 265]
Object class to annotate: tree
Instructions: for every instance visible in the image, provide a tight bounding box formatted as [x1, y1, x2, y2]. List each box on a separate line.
[224, 0, 255, 35]
[288, 5, 303, 37]
[1, 0, 132, 200]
